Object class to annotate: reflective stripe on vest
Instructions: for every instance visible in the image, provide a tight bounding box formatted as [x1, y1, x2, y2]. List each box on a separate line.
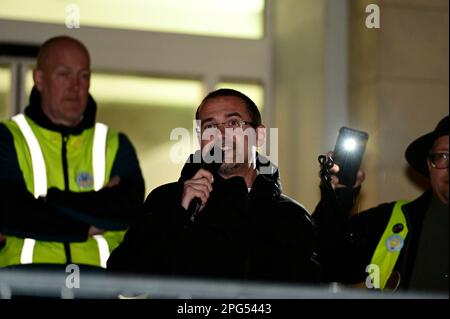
[12, 114, 44, 264]
[370, 200, 409, 289]
[12, 114, 47, 198]
[20, 238, 36, 264]
[92, 123, 111, 268]
[93, 235, 109, 268]
[93, 123, 108, 191]
[12, 115, 110, 266]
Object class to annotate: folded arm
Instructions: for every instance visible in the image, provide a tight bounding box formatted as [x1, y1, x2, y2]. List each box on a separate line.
[0, 124, 90, 241]
[0, 126, 144, 240]
[45, 133, 145, 230]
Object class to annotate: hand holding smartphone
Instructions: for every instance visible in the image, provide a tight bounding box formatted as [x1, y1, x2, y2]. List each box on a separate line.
[332, 127, 369, 187]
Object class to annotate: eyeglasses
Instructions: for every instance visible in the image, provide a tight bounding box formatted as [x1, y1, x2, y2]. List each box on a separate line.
[428, 152, 449, 169]
[198, 118, 255, 132]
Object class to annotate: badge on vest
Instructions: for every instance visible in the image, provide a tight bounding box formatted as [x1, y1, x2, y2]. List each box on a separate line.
[386, 235, 404, 252]
[76, 172, 94, 189]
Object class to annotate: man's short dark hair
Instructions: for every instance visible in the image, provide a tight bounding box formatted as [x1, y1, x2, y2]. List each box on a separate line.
[195, 88, 262, 126]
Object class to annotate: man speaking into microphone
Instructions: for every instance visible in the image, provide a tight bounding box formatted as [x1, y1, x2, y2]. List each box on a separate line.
[107, 88, 320, 285]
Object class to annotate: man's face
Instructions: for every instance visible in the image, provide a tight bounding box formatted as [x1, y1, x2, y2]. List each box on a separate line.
[33, 41, 90, 127]
[197, 96, 262, 174]
[428, 135, 449, 206]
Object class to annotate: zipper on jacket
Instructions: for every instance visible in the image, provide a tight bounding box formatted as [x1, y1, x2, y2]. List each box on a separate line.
[61, 133, 69, 191]
[244, 192, 252, 276]
[61, 132, 72, 264]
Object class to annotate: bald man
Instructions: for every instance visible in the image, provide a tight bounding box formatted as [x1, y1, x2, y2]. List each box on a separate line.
[0, 36, 145, 270]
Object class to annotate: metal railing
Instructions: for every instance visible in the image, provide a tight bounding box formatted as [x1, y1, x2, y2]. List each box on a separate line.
[0, 267, 447, 299]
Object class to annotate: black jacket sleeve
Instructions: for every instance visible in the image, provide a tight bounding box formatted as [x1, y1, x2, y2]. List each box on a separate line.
[45, 133, 145, 230]
[0, 182, 90, 241]
[312, 182, 394, 284]
[0, 124, 90, 241]
[250, 198, 322, 284]
[312, 183, 362, 282]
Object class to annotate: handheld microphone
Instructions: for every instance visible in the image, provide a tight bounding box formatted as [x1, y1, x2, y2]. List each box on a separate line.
[188, 147, 223, 222]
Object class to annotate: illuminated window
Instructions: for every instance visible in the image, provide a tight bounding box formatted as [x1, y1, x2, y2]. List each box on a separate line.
[24, 71, 267, 195]
[0, 66, 11, 120]
[0, 0, 265, 39]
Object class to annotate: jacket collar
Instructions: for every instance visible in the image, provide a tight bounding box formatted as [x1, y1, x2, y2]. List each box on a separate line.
[24, 86, 97, 135]
[178, 151, 282, 199]
[403, 189, 433, 227]
[399, 188, 434, 290]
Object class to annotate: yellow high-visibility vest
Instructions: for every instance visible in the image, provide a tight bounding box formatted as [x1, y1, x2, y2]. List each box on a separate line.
[370, 200, 409, 289]
[0, 113, 125, 268]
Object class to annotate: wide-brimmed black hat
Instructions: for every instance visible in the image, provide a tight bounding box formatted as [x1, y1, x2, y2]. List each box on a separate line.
[405, 115, 449, 177]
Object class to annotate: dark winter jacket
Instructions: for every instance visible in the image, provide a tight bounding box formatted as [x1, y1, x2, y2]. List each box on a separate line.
[107, 155, 321, 284]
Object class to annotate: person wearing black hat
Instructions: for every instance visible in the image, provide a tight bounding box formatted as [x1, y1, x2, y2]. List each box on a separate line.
[405, 116, 449, 206]
[313, 116, 448, 293]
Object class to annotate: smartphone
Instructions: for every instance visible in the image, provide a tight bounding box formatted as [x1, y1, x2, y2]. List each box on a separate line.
[333, 127, 369, 187]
